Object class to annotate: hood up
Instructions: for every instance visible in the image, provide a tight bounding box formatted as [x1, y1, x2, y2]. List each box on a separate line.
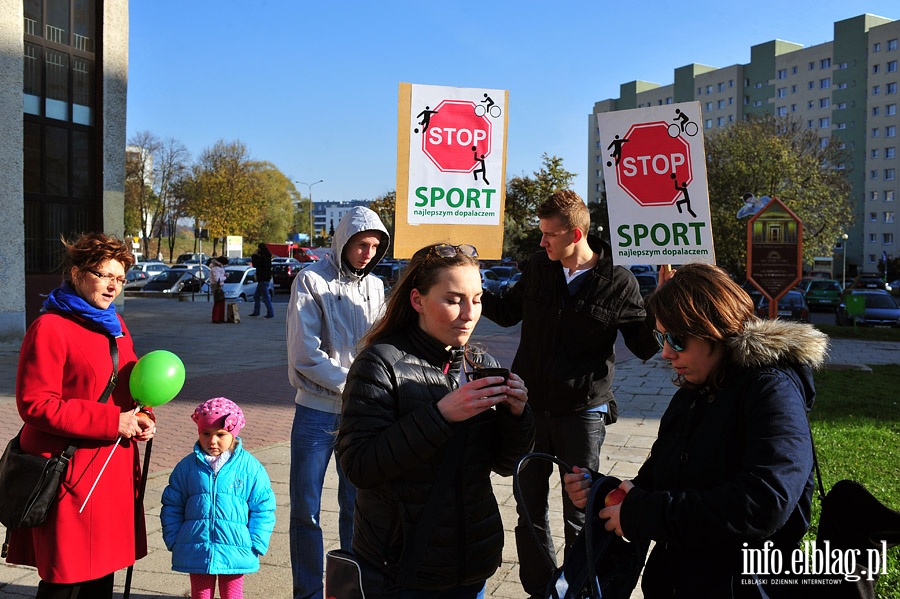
[726, 318, 829, 371]
[327, 206, 390, 279]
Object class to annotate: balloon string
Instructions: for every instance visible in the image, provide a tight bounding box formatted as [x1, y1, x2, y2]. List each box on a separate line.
[79, 407, 138, 514]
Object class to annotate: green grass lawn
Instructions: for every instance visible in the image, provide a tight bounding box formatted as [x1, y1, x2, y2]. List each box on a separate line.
[808, 364, 900, 598]
[816, 323, 900, 342]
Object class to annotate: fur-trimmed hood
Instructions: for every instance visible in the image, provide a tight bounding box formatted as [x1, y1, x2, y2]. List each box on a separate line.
[726, 318, 829, 370]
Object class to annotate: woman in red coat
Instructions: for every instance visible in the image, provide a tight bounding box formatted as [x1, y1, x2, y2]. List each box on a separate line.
[6, 233, 156, 599]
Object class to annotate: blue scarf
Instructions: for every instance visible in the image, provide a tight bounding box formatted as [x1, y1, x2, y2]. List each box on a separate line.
[42, 282, 123, 337]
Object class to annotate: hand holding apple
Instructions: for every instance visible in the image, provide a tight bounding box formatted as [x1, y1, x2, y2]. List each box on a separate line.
[604, 487, 627, 507]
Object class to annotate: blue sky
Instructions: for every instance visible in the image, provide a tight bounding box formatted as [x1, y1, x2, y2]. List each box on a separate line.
[127, 1, 899, 205]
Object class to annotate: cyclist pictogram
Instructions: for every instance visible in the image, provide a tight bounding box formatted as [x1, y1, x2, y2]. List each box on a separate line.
[667, 108, 698, 138]
[474, 93, 501, 118]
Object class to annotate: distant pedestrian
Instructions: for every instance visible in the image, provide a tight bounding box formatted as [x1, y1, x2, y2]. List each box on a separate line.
[161, 397, 276, 599]
[210, 256, 228, 323]
[250, 244, 274, 318]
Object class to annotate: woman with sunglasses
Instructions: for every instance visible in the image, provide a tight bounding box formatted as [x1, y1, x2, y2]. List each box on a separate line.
[563, 263, 828, 598]
[6, 232, 155, 598]
[337, 243, 535, 598]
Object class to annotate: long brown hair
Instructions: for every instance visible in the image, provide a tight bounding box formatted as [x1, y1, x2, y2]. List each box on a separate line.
[646, 263, 755, 389]
[363, 244, 480, 346]
[61, 232, 135, 282]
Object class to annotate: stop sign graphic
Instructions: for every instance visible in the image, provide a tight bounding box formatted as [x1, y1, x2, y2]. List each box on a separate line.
[614, 121, 692, 206]
[422, 99, 492, 173]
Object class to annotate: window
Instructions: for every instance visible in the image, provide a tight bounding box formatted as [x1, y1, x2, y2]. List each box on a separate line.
[890, 61, 899, 72]
[871, 212, 878, 221]
[836, 122, 847, 130]
[872, 149, 880, 159]
[753, 100, 763, 107]
[837, 82, 848, 89]
[820, 78, 830, 89]
[819, 98, 830, 108]
[821, 58, 831, 69]
[777, 68, 787, 79]
[874, 64, 881, 74]
[808, 120, 815, 129]
[869, 254, 877, 263]
[884, 233, 894, 245]
[776, 106, 788, 116]
[791, 66, 798, 75]
[819, 117, 830, 128]
[874, 85, 881, 95]
[889, 83, 898, 95]
[870, 234, 878, 243]
[755, 82, 763, 89]
[873, 106, 881, 116]
[705, 102, 713, 111]
[871, 191, 880, 201]
[874, 42, 882, 52]
[886, 212, 895, 223]
[791, 84, 797, 93]
[717, 117, 725, 127]
[777, 87, 787, 98]
[809, 61, 815, 70]
[706, 85, 713, 94]
[838, 62, 848, 69]
[808, 100, 814, 109]
[704, 119, 713, 129]
[697, 87, 703, 95]
[873, 128, 880, 137]
[791, 103, 797, 112]
[888, 126, 897, 137]
[888, 104, 898, 115]
[887, 147, 896, 158]
[808, 81, 815, 90]
[718, 82, 726, 92]
[837, 102, 848, 109]
[885, 168, 896, 180]
[728, 97, 734, 105]
[729, 79, 735, 87]
[887, 190, 896, 201]
[871, 170, 879, 179]
[717, 99, 725, 109]
[728, 114, 734, 123]
[889, 39, 898, 51]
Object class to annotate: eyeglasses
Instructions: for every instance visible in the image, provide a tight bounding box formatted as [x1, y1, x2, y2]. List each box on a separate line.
[86, 269, 127, 286]
[653, 329, 686, 352]
[429, 243, 478, 258]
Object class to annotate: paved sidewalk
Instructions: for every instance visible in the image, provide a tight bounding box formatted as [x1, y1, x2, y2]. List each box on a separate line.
[0, 297, 896, 598]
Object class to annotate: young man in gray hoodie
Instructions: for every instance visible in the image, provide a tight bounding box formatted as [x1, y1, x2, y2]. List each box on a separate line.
[285, 206, 389, 599]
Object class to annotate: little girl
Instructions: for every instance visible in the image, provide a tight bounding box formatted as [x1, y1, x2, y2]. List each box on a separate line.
[161, 397, 276, 599]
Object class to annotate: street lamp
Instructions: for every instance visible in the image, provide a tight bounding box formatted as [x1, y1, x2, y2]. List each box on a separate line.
[296, 179, 323, 246]
[841, 233, 849, 289]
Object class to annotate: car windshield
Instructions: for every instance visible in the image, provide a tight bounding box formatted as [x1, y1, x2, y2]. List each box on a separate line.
[864, 294, 898, 309]
[156, 271, 183, 282]
[225, 271, 246, 283]
[809, 281, 840, 292]
[491, 267, 516, 278]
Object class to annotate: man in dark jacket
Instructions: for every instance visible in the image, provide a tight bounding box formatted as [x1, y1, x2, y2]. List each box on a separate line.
[250, 243, 274, 318]
[480, 190, 659, 597]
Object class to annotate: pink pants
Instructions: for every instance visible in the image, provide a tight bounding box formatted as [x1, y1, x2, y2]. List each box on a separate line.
[189, 573, 244, 599]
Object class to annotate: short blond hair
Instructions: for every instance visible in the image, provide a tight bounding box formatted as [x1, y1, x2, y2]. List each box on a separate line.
[537, 190, 590, 234]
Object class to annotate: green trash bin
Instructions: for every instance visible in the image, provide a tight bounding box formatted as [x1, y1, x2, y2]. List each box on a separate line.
[845, 295, 866, 317]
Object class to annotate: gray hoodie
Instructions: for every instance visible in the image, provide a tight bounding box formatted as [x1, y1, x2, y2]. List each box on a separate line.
[286, 206, 390, 413]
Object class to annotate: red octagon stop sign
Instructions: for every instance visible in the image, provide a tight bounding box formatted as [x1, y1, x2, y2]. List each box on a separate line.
[615, 121, 692, 206]
[422, 99, 492, 173]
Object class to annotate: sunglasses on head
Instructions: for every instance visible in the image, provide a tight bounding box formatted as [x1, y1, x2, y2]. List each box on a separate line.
[653, 329, 686, 352]
[429, 243, 478, 258]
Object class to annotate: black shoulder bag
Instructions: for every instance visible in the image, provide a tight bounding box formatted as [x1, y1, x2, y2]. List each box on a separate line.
[0, 336, 118, 547]
[514, 452, 648, 599]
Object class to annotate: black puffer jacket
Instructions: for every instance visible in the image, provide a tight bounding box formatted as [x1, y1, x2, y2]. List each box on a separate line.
[337, 324, 535, 591]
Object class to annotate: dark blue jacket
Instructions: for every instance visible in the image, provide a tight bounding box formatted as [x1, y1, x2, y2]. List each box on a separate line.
[620, 318, 828, 598]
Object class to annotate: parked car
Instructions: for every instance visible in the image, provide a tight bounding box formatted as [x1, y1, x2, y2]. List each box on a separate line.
[629, 264, 654, 275]
[220, 266, 258, 301]
[168, 263, 210, 282]
[175, 252, 212, 265]
[756, 290, 809, 323]
[506, 272, 522, 292]
[372, 261, 404, 290]
[272, 257, 306, 289]
[851, 274, 889, 290]
[634, 272, 658, 298]
[835, 289, 900, 327]
[741, 280, 763, 307]
[480, 269, 504, 295]
[489, 265, 519, 291]
[141, 269, 206, 294]
[130, 260, 168, 276]
[123, 269, 151, 290]
[801, 279, 843, 311]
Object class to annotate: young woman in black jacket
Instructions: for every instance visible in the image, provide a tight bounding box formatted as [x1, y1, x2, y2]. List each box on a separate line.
[337, 243, 535, 598]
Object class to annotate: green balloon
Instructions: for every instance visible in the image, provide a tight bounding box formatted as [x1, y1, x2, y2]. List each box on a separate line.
[129, 350, 186, 407]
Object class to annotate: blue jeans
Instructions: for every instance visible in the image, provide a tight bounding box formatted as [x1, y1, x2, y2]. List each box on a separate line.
[290, 403, 356, 599]
[252, 279, 274, 316]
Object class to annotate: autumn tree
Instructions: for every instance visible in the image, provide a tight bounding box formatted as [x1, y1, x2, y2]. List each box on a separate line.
[705, 114, 853, 277]
[369, 190, 396, 257]
[503, 154, 576, 261]
[124, 132, 190, 260]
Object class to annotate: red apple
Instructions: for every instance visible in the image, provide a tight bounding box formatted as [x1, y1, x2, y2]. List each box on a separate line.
[604, 488, 626, 507]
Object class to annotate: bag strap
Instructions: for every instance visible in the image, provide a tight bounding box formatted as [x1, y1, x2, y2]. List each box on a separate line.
[514, 452, 575, 573]
[395, 426, 468, 587]
[805, 417, 827, 502]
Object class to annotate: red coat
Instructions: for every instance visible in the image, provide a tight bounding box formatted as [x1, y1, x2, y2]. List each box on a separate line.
[6, 312, 148, 583]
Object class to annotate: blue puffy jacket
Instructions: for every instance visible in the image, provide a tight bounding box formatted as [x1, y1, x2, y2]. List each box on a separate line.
[160, 440, 276, 574]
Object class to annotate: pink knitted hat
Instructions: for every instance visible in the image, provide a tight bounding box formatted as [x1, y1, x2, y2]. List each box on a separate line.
[191, 397, 245, 436]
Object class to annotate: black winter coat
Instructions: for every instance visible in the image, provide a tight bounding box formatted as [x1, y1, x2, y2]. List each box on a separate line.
[337, 325, 535, 591]
[620, 318, 828, 598]
[481, 236, 658, 417]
